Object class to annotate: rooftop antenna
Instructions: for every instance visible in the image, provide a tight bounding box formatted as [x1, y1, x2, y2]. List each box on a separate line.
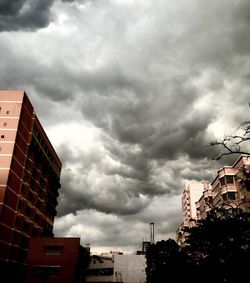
[150, 222, 155, 244]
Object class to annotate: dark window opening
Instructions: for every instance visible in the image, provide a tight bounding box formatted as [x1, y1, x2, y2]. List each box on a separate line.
[219, 177, 225, 187]
[44, 246, 63, 255]
[225, 175, 234, 184]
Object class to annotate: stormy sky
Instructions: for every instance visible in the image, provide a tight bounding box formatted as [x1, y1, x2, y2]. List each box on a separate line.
[1, 0, 250, 254]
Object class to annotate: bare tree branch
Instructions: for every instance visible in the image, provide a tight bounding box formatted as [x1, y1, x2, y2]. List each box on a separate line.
[210, 121, 250, 160]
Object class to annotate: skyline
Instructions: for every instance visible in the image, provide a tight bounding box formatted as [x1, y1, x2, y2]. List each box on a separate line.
[1, 0, 250, 254]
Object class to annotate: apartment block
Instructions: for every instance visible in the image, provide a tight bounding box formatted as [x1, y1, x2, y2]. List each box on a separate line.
[196, 155, 250, 219]
[177, 182, 209, 245]
[177, 155, 250, 245]
[0, 91, 62, 281]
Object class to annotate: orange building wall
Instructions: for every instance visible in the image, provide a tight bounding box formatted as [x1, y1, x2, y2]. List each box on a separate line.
[0, 90, 62, 282]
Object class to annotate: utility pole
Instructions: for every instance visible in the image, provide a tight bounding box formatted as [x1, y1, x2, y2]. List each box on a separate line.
[150, 222, 155, 244]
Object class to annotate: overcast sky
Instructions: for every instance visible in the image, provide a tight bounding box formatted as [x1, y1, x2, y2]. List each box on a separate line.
[1, 0, 250, 254]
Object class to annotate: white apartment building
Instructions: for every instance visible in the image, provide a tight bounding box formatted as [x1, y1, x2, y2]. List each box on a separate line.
[177, 182, 209, 244]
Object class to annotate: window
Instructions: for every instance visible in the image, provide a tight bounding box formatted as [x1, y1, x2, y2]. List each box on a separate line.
[21, 186, 27, 196]
[23, 221, 29, 232]
[3, 122, 7, 126]
[225, 175, 234, 184]
[222, 192, 236, 201]
[1, 135, 4, 139]
[227, 192, 236, 200]
[28, 192, 34, 202]
[37, 200, 42, 209]
[6, 110, 9, 114]
[25, 206, 32, 216]
[44, 246, 63, 255]
[18, 200, 24, 210]
[213, 183, 220, 195]
[15, 216, 20, 227]
[205, 196, 212, 204]
[219, 177, 225, 186]
[30, 266, 61, 278]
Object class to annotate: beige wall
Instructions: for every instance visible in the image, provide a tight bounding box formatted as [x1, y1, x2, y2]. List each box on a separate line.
[0, 93, 23, 187]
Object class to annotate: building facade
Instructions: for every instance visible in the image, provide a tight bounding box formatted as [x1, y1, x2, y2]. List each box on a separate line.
[196, 155, 250, 219]
[0, 91, 62, 280]
[26, 237, 90, 283]
[177, 182, 209, 245]
[177, 155, 250, 245]
[85, 254, 114, 283]
[113, 255, 146, 283]
[85, 253, 146, 283]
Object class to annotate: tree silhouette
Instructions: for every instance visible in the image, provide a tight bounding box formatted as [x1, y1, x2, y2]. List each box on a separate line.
[145, 239, 188, 283]
[184, 208, 250, 283]
[145, 209, 250, 283]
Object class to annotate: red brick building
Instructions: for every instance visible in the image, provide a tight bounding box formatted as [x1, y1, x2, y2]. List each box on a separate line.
[27, 237, 90, 283]
[0, 91, 62, 281]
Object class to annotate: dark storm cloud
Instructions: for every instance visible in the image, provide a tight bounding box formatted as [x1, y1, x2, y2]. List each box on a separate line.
[0, 0, 91, 31]
[0, 0, 53, 31]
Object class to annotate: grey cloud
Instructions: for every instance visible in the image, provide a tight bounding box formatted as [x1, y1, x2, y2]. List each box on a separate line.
[56, 141, 183, 218]
[57, 173, 152, 217]
[56, 144, 152, 217]
[1, 0, 250, 252]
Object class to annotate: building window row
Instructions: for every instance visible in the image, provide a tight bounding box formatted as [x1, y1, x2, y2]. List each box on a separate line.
[16, 213, 44, 235]
[33, 128, 54, 164]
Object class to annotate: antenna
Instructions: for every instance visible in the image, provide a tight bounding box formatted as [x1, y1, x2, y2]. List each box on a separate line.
[150, 222, 155, 244]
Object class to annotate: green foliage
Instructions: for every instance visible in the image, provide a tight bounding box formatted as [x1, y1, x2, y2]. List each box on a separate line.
[146, 209, 250, 283]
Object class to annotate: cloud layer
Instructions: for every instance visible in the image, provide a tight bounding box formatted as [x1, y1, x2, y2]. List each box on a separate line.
[0, 0, 250, 253]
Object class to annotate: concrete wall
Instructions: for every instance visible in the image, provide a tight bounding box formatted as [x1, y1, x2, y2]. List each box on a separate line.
[113, 255, 146, 283]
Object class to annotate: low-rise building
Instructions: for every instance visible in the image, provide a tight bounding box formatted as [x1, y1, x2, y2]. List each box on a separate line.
[85, 254, 114, 283]
[85, 252, 146, 283]
[26, 237, 90, 283]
